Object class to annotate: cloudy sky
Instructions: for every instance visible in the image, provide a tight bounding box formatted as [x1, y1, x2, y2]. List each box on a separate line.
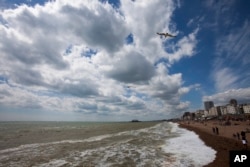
[0, 0, 250, 121]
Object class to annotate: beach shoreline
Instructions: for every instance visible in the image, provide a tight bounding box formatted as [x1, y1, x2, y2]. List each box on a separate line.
[179, 120, 250, 167]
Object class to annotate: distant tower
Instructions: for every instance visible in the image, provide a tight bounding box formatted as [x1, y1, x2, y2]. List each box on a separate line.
[204, 101, 214, 111]
[229, 99, 237, 107]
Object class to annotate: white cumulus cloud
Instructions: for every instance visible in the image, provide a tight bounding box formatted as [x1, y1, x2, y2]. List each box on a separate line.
[0, 0, 199, 121]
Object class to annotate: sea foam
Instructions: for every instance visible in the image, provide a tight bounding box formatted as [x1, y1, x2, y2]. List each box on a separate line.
[0, 122, 216, 167]
[163, 123, 216, 167]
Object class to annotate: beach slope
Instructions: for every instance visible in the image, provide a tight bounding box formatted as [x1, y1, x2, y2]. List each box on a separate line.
[179, 122, 250, 167]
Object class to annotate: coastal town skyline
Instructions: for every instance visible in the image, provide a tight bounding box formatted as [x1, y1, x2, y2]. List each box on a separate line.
[0, 0, 250, 121]
[182, 98, 250, 121]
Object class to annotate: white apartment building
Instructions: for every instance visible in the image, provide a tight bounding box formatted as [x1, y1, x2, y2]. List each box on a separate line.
[243, 104, 250, 114]
[220, 106, 228, 115]
[208, 107, 218, 116]
[226, 105, 237, 114]
[208, 106, 222, 116]
[204, 110, 209, 117]
[195, 110, 204, 117]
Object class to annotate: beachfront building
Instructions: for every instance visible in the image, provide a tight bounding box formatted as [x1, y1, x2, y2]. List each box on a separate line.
[208, 106, 221, 116]
[229, 99, 238, 107]
[243, 104, 250, 114]
[182, 112, 191, 120]
[238, 104, 244, 114]
[195, 110, 204, 116]
[216, 106, 222, 115]
[194, 110, 205, 120]
[208, 107, 217, 116]
[226, 105, 237, 114]
[220, 106, 228, 115]
[204, 110, 209, 117]
[204, 101, 214, 111]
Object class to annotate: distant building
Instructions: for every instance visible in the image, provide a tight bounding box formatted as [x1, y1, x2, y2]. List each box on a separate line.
[208, 106, 221, 116]
[220, 106, 228, 115]
[229, 99, 237, 107]
[243, 104, 250, 114]
[182, 112, 191, 120]
[204, 101, 214, 111]
[238, 104, 244, 114]
[204, 110, 209, 117]
[194, 110, 205, 119]
[226, 105, 237, 114]
[208, 107, 216, 116]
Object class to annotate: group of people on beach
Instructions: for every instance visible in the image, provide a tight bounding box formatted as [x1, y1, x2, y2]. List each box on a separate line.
[233, 131, 248, 150]
[212, 126, 248, 150]
[184, 120, 249, 150]
[212, 127, 219, 135]
[232, 132, 241, 140]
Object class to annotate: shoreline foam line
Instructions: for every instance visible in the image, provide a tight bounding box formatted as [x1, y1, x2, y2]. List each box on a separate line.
[163, 123, 216, 167]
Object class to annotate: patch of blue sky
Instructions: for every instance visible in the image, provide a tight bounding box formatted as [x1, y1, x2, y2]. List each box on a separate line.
[1, 0, 47, 9]
[0, 76, 7, 84]
[181, 90, 203, 110]
[81, 48, 97, 58]
[99, 0, 120, 8]
[123, 87, 133, 98]
[64, 44, 73, 55]
[125, 33, 134, 45]
[163, 44, 179, 54]
[63, 45, 97, 58]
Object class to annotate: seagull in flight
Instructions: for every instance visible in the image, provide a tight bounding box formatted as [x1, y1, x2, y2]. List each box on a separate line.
[157, 32, 176, 38]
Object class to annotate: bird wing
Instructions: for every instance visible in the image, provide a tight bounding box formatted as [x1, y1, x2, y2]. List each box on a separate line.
[167, 33, 176, 37]
[157, 32, 176, 38]
[157, 32, 165, 36]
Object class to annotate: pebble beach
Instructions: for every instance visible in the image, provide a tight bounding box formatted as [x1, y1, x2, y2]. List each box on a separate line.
[179, 120, 250, 167]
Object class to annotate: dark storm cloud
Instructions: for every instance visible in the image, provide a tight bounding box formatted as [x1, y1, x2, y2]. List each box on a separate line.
[60, 4, 128, 53]
[97, 96, 124, 105]
[77, 102, 98, 111]
[107, 52, 155, 83]
[152, 84, 180, 101]
[126, 101, 146, 110]
[12, 67, 47, 86]
[58, 80, 99, 98]
[150, 84, 192, 107]
[0, 38, 69, 71]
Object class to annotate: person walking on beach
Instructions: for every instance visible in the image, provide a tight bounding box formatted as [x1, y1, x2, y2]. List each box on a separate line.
[241, 131, 248, 150]
[242, 136, 248, 150]
[215, 127, 219, 135]
[237, 132, 240, 140]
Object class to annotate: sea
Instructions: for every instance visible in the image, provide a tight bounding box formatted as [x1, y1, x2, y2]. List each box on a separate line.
[0, 121, 216, 167]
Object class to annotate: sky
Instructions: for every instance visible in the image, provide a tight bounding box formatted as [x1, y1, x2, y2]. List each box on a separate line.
[0, 0, 250, 121]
